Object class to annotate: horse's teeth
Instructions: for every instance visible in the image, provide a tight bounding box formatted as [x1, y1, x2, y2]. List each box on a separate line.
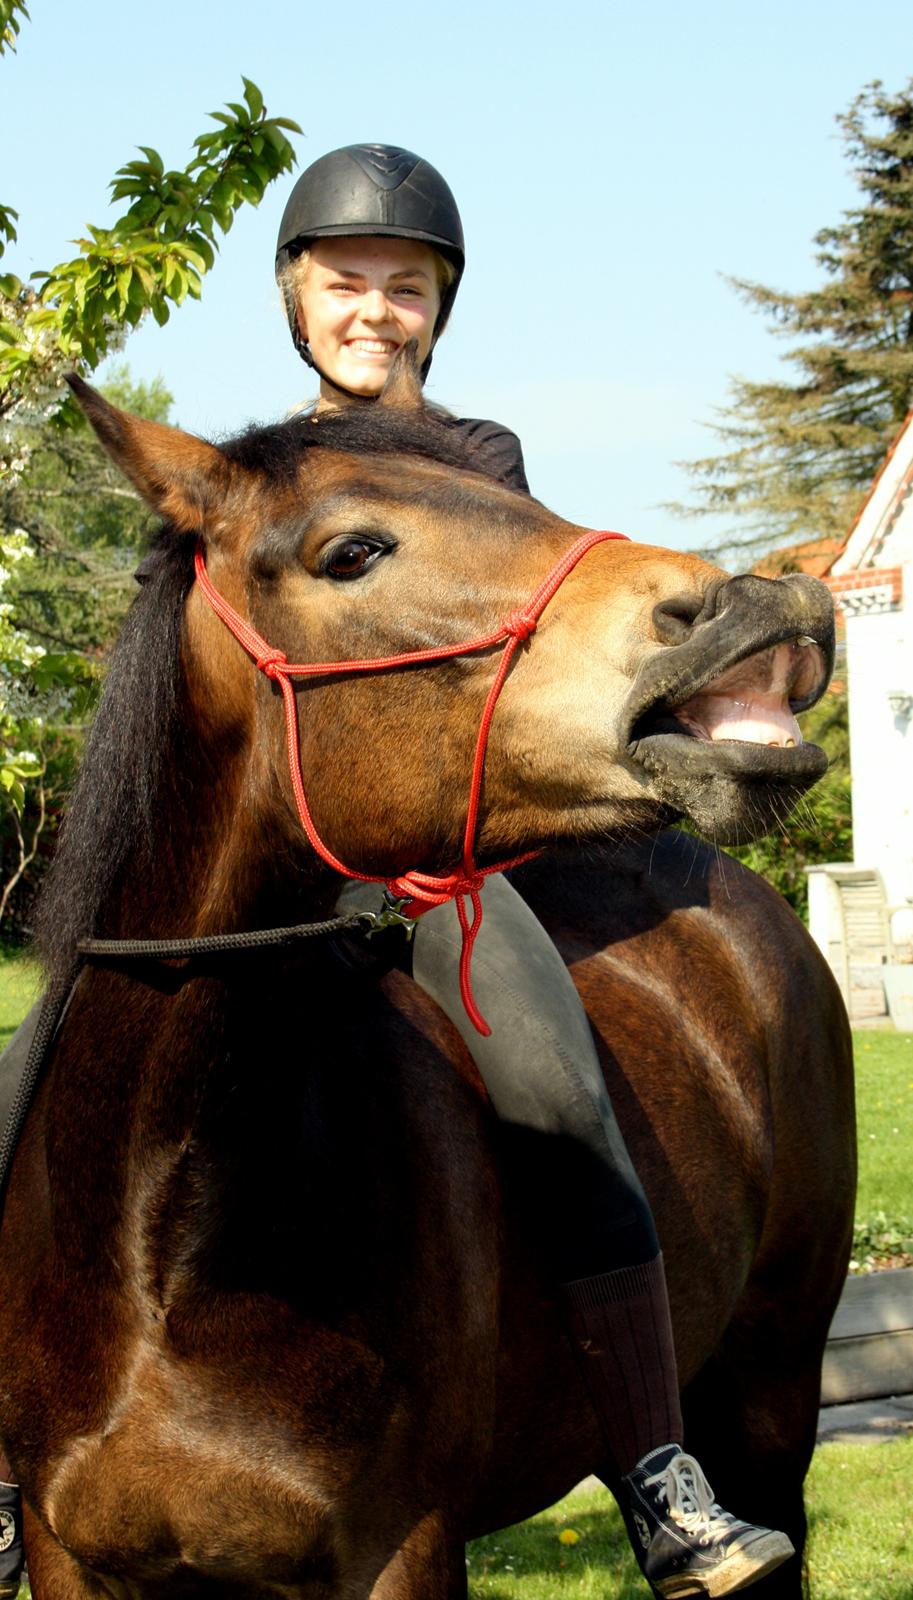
[796, 635, 815, 646]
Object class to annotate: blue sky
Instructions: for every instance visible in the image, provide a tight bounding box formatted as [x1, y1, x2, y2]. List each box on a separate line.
[5, 2, 912, 548]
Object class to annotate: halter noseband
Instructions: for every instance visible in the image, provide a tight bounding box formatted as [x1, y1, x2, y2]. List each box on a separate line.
[194, 528, 629, 1034]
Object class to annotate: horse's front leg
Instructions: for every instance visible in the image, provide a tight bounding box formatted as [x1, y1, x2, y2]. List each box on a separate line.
[680, 1332, 823, 1599]
[366, 1511, 467, 1600]
[21, 1507, 105, 1600]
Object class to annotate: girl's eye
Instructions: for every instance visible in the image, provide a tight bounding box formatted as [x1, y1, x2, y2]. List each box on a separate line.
[324, 539, 387, 580]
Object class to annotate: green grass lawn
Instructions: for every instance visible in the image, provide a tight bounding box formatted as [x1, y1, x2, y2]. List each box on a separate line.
[1, 954, 911, 1598]
[851, 1029, 913, 1263]
[0, 948, 39, 1054]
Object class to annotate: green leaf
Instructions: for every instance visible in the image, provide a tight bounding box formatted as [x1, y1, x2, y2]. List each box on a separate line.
[178, 245, 207, 273]
[262, 123, 291, 157]
[133, 262, 157, 296]
[242, 77, 264, 120]
[125, 193, 160, 225]
[0, 0, 29, 56]
[198, 235, 216, 268]
[210, 177, 237, 211]
[0, 772, 25, 811]
[137, 145, 165, 178]
[29, 653, 95, 692]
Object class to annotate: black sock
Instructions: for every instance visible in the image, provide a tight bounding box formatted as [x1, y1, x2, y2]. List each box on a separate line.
[562, 1251, 683, 1476]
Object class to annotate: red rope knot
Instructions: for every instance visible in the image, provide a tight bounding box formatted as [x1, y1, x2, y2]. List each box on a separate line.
[454, 871, 486, 898]
[504, 609, 537, 643]
[256, 650, 289, 681]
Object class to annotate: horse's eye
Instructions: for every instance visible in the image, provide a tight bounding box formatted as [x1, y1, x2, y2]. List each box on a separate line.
[324, 538, 386, 581]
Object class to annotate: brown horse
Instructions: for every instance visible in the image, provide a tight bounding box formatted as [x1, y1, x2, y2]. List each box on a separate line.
[0, 357, 854, 1600]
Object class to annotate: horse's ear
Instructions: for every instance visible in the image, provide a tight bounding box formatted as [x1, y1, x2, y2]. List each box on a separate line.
[65, 374, 230, 533]
[377, 340, 425, 410]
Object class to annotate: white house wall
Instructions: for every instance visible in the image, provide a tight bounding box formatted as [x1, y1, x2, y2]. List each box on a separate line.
[844, 566, 913, 934]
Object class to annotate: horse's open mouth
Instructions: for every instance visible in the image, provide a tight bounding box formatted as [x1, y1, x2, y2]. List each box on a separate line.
[627, 633, 830, 791]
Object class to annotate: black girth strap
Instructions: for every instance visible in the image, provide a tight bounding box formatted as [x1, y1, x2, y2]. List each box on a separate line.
[77, 912, 368, 961]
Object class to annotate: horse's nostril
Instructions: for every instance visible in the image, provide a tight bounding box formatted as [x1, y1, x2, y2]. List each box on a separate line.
[652, 594, 706, 644]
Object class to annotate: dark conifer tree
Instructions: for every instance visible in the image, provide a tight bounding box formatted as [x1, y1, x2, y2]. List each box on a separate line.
[673, 78, 913, 563]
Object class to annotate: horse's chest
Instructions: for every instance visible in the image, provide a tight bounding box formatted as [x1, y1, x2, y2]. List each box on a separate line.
[43, 1333, 377, 1592]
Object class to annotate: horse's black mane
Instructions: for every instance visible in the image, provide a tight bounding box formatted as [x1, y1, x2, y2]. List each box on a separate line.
[220, 400, 480, 482]
[33, 403, 485, 982]
[34, 538, 196, 981]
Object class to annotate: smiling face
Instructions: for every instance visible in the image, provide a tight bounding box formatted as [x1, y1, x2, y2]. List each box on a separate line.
[294, 237, 442, 399]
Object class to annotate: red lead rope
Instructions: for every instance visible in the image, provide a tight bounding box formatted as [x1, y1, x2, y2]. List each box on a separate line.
[194, 528, 628, 1034]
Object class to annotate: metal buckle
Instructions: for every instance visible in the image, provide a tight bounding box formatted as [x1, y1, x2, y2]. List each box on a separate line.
[358, 890, 418, 941]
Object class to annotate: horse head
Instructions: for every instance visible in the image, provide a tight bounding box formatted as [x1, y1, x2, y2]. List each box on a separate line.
[58, 354, 833, 961]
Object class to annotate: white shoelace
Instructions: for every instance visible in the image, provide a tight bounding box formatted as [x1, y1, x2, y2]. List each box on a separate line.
[643, 1453, 738, 1545]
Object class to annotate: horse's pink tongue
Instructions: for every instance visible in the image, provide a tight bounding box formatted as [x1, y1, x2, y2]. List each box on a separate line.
[675, 640, 809, 747]
[682, 691, 802, 747]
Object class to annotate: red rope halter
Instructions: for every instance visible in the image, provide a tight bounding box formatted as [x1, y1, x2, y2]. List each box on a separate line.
[194, 528, 628, 1034]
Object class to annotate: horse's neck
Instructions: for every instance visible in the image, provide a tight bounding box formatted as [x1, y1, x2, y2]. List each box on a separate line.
[106, 735, 335, 945]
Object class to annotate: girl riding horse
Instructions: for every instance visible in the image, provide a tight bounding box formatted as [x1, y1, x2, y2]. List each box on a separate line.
[0, 141, 801, 1600]
[269, 141, 795, 1599]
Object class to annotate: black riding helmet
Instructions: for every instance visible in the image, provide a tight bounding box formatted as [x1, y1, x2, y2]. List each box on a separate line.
[275, 143, 465, 386]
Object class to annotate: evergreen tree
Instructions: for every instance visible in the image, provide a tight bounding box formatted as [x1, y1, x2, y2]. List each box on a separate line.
[672, 78, 913, 564]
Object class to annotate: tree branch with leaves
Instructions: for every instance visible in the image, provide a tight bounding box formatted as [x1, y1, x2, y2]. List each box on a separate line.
[0, 5, 301, 926]
[0, 76, 300, 418]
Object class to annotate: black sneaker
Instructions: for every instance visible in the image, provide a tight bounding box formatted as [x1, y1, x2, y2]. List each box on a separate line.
[620, 1445, 794, 1598]
[0, 1483, 23, 1600]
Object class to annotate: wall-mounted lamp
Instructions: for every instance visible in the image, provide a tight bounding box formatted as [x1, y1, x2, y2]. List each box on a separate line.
[887, 689, 913, 721]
